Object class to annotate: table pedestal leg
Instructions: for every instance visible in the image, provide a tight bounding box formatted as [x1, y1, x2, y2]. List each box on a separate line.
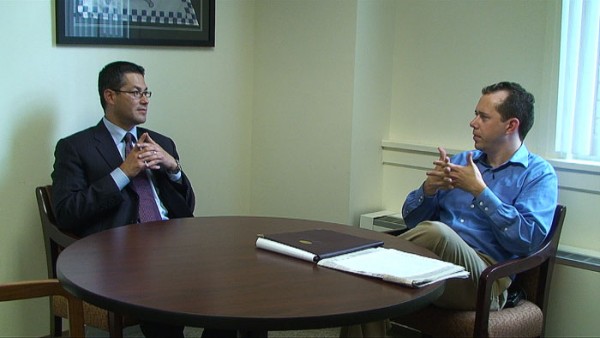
[238, 330, 268, 338]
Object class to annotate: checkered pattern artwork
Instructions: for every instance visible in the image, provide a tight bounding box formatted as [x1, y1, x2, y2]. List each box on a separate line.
[76, 0, 199, 26]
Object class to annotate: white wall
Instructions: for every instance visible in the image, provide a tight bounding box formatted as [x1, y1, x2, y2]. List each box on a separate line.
[251, 0, 358, 224]
[389, 0, 561, 156]
[349, 0, 396, 226]
[1, 0, 597, 336]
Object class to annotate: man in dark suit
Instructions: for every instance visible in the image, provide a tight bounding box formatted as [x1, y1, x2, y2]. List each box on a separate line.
[51, 61, 234, 338]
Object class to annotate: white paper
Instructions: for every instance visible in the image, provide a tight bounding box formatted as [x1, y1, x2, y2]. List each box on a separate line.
[318, 247, 469, 288]
[256, 237, 469, 288]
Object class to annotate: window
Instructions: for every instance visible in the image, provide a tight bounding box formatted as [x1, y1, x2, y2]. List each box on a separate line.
[556, 0, 600, 162]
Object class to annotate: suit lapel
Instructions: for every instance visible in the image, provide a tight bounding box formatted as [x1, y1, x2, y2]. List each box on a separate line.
[136, 127, 146, 141]
[92, 121, 124, 170]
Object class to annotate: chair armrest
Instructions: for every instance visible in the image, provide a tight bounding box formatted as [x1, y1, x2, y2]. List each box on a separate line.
[46, 222, 79, 248]
[0, 279, 85, 337]
[0, 279, 67, 301]
[481, 252, 550, 284]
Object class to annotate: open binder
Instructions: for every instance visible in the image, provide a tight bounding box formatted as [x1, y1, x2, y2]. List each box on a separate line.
[256, 229, 469, 288]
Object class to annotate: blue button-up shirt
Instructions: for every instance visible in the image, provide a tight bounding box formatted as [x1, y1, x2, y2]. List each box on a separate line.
[402, 145, 558, 263]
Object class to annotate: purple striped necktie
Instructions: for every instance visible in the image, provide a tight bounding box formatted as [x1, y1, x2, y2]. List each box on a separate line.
[124, 133, 162, 223]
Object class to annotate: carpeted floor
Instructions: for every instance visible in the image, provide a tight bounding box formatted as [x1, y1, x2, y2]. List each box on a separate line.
[86, 325, 342, 338]
[85, 322, 421, 337]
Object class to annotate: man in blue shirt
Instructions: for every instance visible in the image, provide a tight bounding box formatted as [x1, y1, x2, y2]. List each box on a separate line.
[401, 81, 558, 310]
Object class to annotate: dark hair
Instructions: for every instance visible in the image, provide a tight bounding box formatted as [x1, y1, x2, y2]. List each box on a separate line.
[481, 82, 535, 141]
[98, 61, 145, 110]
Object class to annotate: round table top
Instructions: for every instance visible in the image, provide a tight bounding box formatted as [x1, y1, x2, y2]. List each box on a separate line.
[57, 216, 443, 331]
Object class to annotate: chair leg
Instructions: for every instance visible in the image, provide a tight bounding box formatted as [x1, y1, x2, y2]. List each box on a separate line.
[51, 314, 63, 337]
[108, 312, 124, 338]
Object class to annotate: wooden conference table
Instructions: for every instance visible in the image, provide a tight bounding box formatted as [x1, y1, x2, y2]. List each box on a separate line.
[57, 216, 444, 336]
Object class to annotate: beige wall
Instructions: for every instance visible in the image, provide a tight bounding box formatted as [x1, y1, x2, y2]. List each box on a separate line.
[251, 0, 357, 224]
[251, 0, 396, 225]
[349, 0, 396, 226]
[1, 0, 597, 336]
[389, 0, 561, 155]
[0, 1, 255, 336]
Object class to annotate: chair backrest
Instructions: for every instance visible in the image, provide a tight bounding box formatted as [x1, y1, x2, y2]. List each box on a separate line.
[0, 279, 85, 337]
[520, 204, 567, 314]
[36, 185, 78, 279]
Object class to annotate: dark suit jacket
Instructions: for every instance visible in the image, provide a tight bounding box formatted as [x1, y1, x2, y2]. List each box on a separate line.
[51, 120, 195, 237]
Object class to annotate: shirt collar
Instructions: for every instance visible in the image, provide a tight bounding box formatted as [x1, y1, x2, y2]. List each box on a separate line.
[102, 117, 138, 146]
[510, 144, 530, 167]
[472, 144, 530, 169]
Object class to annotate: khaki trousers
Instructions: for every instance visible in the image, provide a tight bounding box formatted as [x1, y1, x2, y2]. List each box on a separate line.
[340, 221, 510, 338]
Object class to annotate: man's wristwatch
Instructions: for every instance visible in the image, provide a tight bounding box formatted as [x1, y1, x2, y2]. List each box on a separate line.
[167, 159, 182, 174]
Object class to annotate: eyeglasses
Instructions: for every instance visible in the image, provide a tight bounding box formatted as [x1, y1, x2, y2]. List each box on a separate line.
[112, 89, 152, 99]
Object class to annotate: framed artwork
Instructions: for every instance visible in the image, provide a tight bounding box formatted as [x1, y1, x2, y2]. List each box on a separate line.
[55, 0, 215, 47]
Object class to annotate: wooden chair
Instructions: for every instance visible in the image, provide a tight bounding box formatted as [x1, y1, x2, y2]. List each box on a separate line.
[390, 205, 567, 338]
[36, 185, 138, 338]
[0, 279, 85, 337]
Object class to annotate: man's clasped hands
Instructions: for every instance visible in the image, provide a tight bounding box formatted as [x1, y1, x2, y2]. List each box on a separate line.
[424, 147, 486, 197]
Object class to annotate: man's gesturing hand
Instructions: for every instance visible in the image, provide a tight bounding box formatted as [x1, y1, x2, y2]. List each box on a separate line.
[423, 147, 453, 196]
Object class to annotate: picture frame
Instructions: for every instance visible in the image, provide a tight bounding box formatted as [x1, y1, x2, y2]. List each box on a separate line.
[55, 0, 215, 47]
